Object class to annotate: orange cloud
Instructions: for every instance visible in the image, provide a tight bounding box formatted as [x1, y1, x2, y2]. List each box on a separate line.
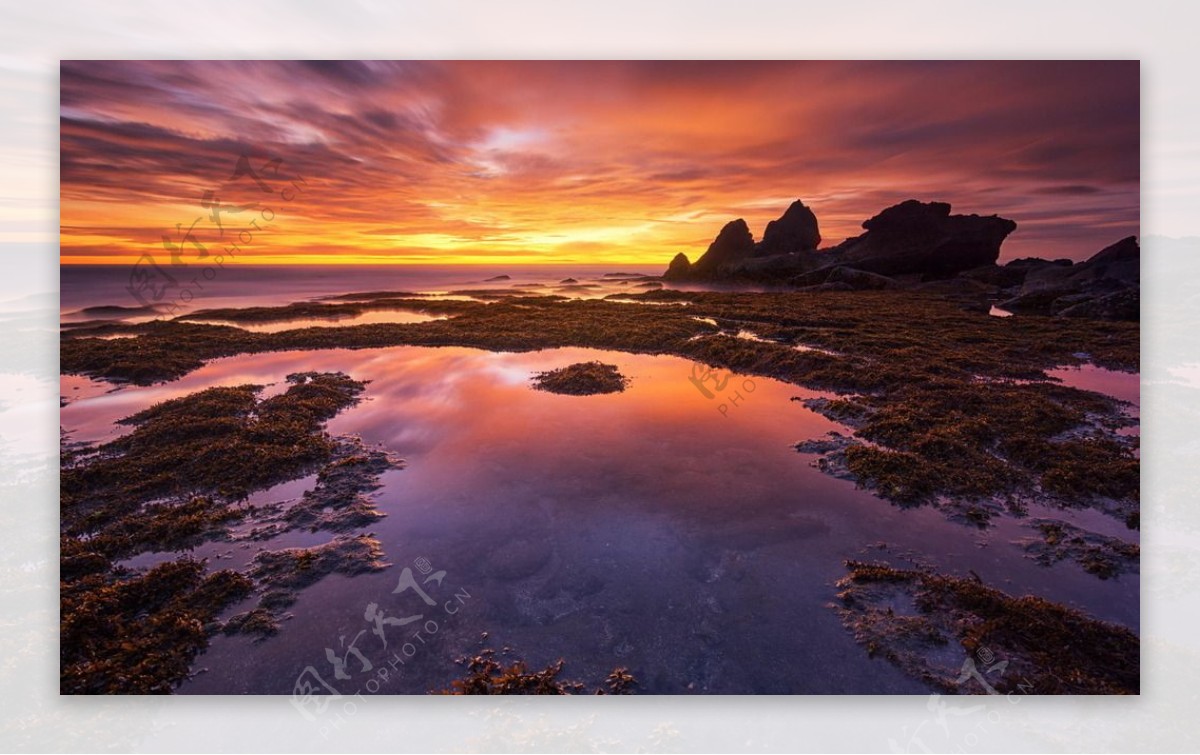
[60, 61, 1138, 265]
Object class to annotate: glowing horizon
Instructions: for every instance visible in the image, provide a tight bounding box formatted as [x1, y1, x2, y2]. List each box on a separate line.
[60, 61, 1139, 267]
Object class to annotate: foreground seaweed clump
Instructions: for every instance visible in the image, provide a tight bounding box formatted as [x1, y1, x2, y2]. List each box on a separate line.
[61, 372, 368, 542]
[1019, 519, 1140, 579]
[249, 534, 390, 604]
[438, 648, 637, 695]
[60, 372, 376, 694]
[834, 560, 1139, 694]
[802, 378, 1138, 513]
[60, 556, 251, 694]
[531, 361, 630, 395]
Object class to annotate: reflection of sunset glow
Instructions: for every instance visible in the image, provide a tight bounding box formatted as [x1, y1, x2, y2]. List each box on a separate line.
[60, 61, 1138, 265]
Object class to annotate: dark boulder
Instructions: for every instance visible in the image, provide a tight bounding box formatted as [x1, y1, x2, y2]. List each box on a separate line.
[823, 266, 901, 291]
[689, 219, 756, 277]
[755, 199, 821, 256]
[791, 264, 900, 290]
[910, 277, 999, 297]
[735, 250, 823, 280]
[1005, 257, 1074, 271]
[1076, 235, 1139, 286]
[1088, 235, 1139, 265]
[798, 281, 855, 293]
[1058, 289, 1139, 321]
[663, 252, 692, 281]
[1000, 237, 1140, 320]
[960, 264, 1027, 289]
[831, 200, 1017, 278]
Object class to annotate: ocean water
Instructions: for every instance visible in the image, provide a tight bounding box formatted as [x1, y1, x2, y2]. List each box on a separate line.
[61, 263, 691, 321]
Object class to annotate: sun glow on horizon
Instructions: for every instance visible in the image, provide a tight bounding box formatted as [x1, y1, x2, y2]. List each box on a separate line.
[60, 61, 1139, 267]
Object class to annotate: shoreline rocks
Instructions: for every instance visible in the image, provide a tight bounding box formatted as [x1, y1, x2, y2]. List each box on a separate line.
[661, 198, 1137, 320]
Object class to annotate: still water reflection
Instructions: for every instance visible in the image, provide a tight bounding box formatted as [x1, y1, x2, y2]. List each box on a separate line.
[59, 345, 1138, 694]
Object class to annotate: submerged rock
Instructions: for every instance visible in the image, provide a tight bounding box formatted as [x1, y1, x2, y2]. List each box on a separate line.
[485, 537, 553, 581]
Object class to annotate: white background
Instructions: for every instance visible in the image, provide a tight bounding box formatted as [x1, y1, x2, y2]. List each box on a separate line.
[1, 1, 1198, 752]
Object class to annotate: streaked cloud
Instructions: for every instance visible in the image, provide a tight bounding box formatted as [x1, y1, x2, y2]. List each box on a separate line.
[60, 60, 1139, 264]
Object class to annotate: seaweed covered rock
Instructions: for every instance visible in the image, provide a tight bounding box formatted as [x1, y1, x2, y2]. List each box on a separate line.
[59, 372, 386, 694]
[438, 642, 637, 695]
[61, 557, 253, 693]
[834, 560, 1139, 694]
[531, 361, 630, 395]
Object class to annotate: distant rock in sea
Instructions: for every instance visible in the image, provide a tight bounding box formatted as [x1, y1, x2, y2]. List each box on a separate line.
[77, 303, 172, 318]
[664, 252, 692, 281]
[688, 218, 756, 278]
[485, 275, 511, 282]
[755, 199, 821, 256]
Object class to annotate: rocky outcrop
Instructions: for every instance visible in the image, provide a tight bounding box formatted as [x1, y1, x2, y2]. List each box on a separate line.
[663, 198, 1015, 282]
[1000, 236, 1139, 320]
[1058, 289, 1139, 321]
[755, 199, 820, 256]
[663, 252, 692, 281]
[731, 251, 822, 280]
[793, 265, 901, 291]
[959, 263, 1027, 289]
[830, 200, 1017, 278]
[657, 199, 1135, 321]
[688, 219, 756, 277]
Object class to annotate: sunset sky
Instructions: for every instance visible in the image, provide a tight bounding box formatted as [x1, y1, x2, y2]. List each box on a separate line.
[60, 60, 1139, 266]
